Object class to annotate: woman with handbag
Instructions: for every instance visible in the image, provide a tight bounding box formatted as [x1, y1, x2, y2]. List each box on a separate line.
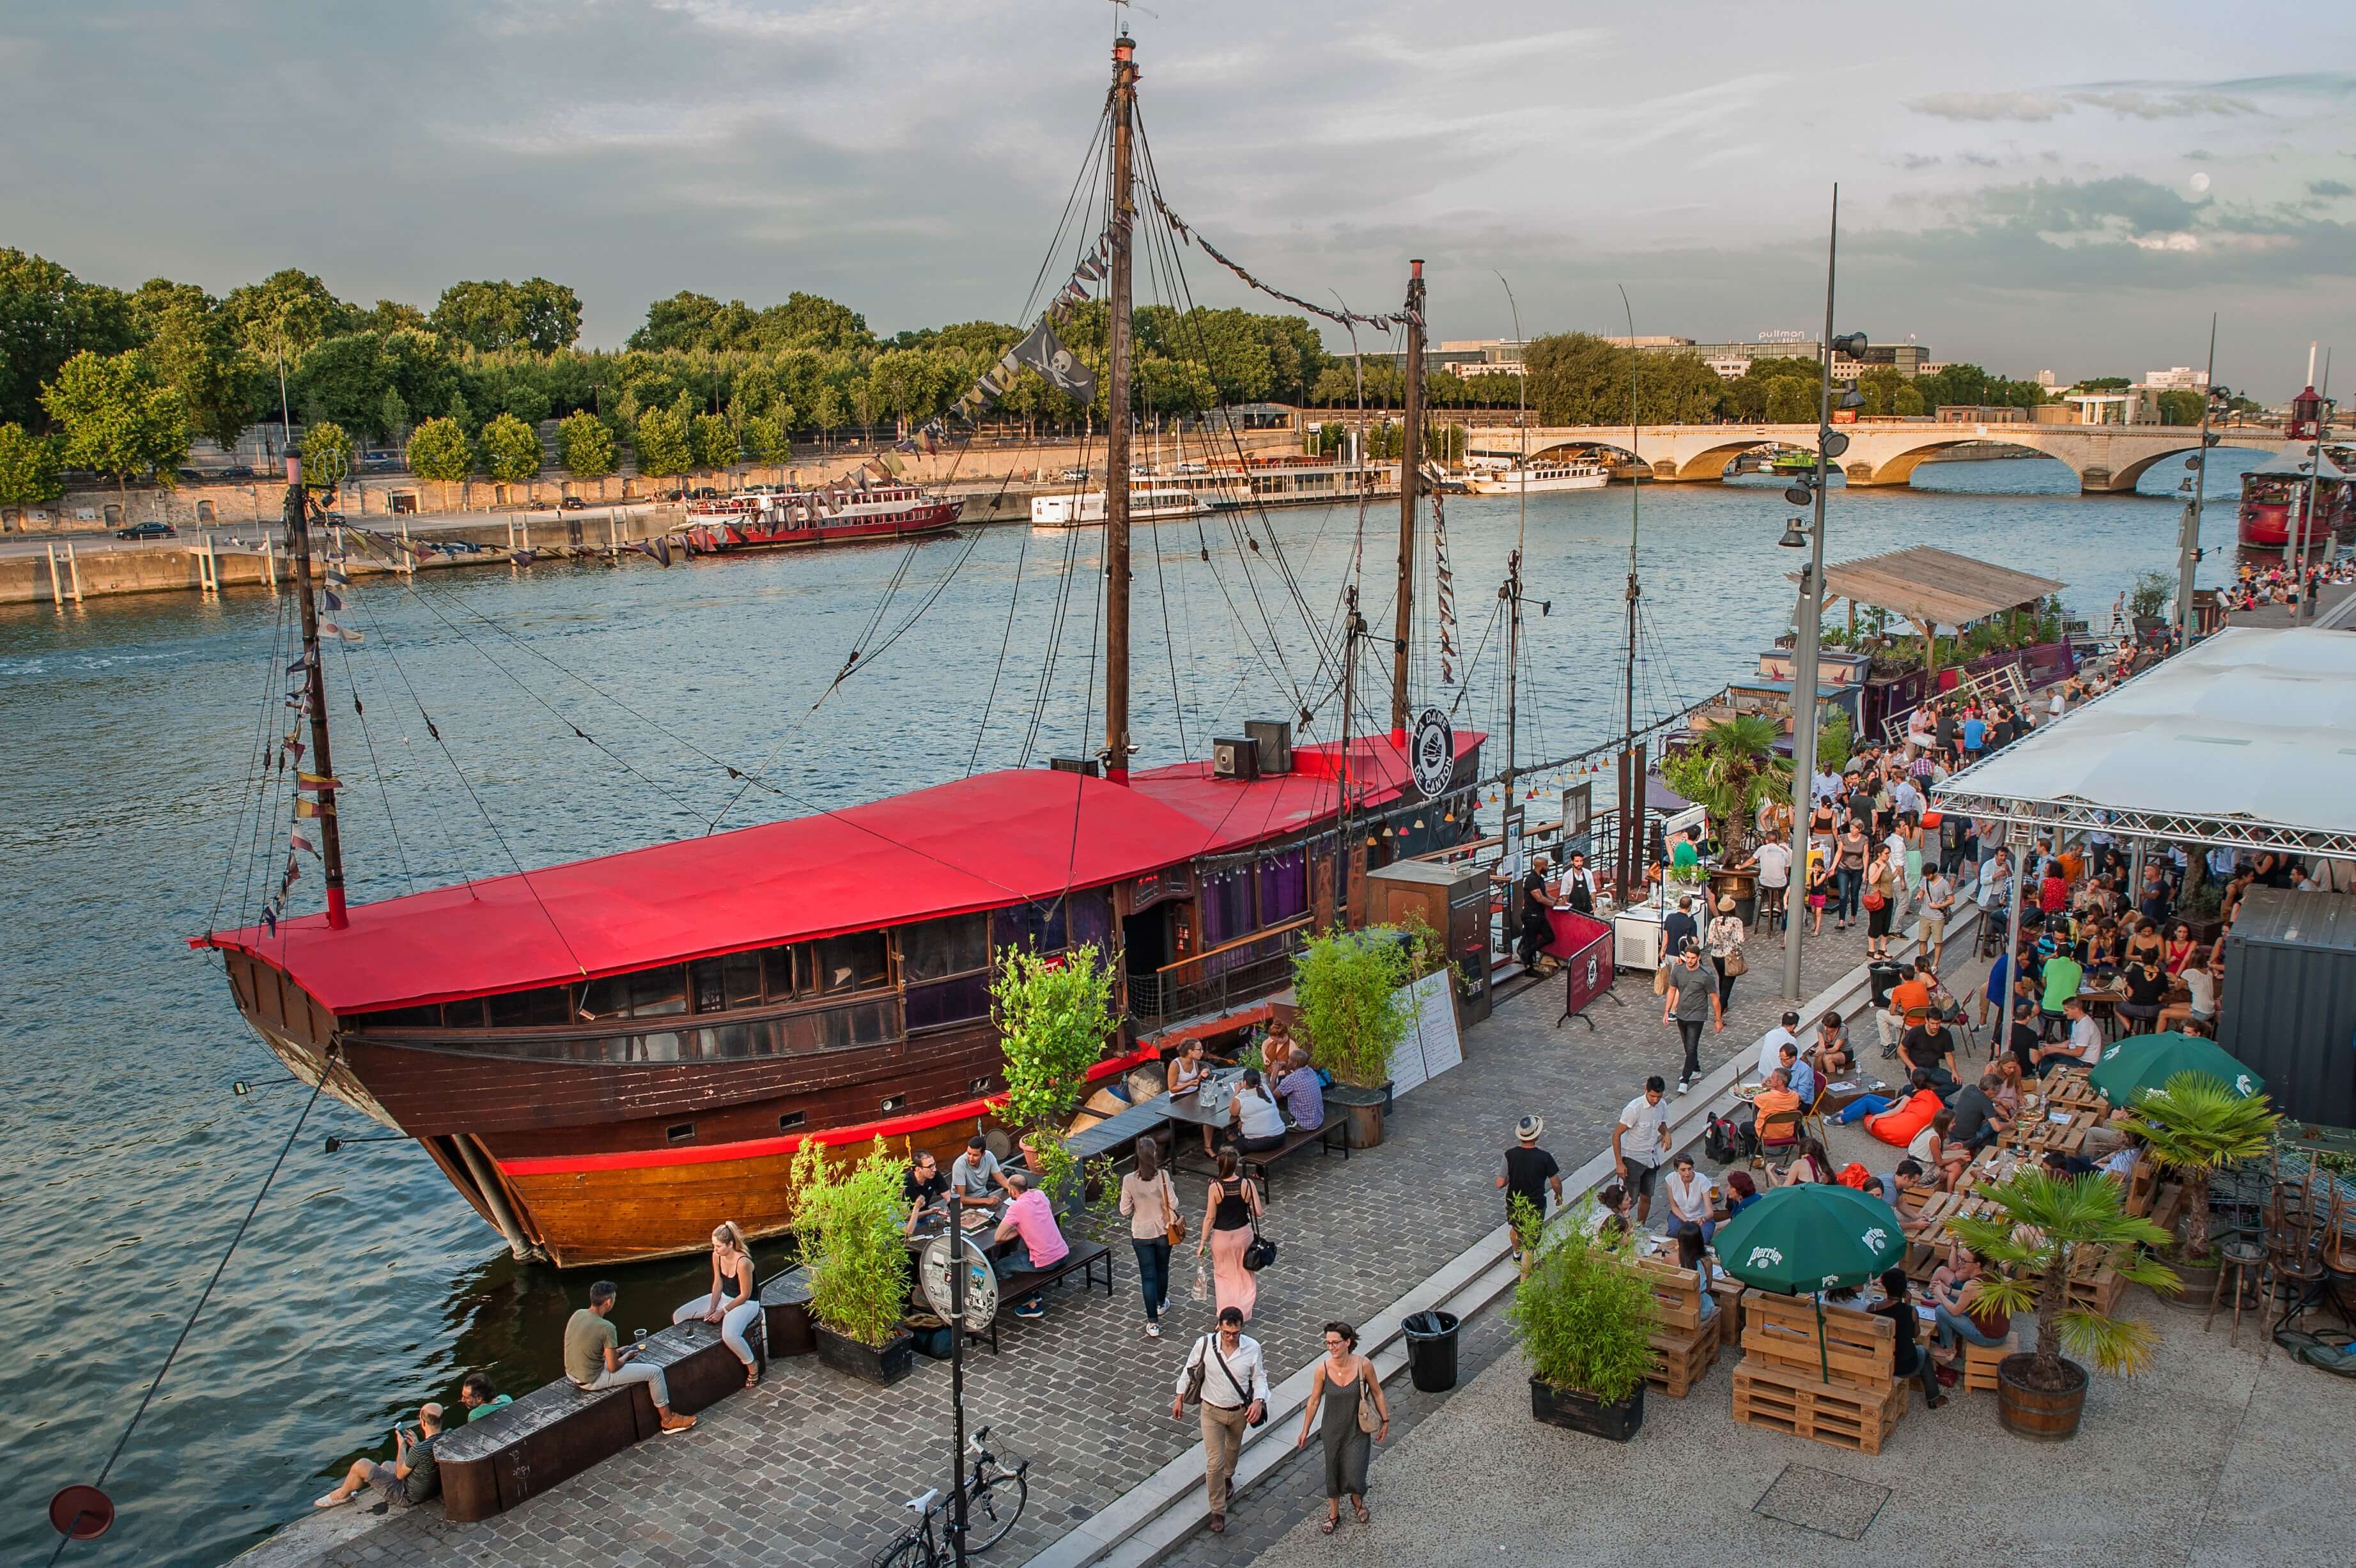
[1705, 895, 1746, 1029]
[1198, 1151, 1264, 1323]
[1294, 1320, 1388, 1532]
[1861, 841, 1898, 961]
[1118, 1139, 1181, 1339]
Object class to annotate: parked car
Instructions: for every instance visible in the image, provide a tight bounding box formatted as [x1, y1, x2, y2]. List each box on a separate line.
[1057, 467, 1091, 481]
[559, 496, 587, 511]
[175, 467, 203, 482]
[359, 454, 402, 472]
[118, 521, 177, 540]
[222, 465, 256, 479]
[691, 486, 722, 500]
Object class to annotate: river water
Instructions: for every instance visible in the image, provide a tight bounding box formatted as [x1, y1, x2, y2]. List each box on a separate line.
[0, 451, 2269, 1566]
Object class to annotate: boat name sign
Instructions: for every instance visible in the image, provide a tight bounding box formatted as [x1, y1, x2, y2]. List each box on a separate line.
[1411, 706, 1455, 798]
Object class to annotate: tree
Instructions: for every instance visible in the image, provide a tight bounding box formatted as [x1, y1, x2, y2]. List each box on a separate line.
[378, 386, 412, 447]
[809, 384, 845, 447]
[990, 943, 1116, 1203]
[445, 387, 474, 435]
[0, 422, 64, 521]
[300, 421, 354, 493]
[1948, 1170, 2178, 1395]
[0, 249, 137, 430]
[354, 299, 430, 334]
[745, 408, 793, 482]
[1893, 383, 1926, 417]
[221, 269, 353, 361]
[128, 279, 254, 449]
[690, 411, 738, 477]
[429, 277, 583, 353]
[1762, 375, 1817, 423]
[2156, 389, 2205, 426]
[42, 350, 190, 511]
[479, 412, 542, 486]
[633, 407, 693, 479]
[787, 1137, 911, 1349]
[557, 410, 617, 481]
[405, 415, 474, 504]
[2115, 1074, 2281, 1264]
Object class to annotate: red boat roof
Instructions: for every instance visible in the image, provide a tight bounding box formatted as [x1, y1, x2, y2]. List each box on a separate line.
[202, 733, 1480, 1015]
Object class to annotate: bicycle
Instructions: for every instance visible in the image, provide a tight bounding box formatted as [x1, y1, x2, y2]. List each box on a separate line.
[873, 1424, 1030, 1565]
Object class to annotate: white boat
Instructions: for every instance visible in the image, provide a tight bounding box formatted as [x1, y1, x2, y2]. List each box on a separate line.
[1030, 485, 1210, 526]
[1461, 458, 1610, 495]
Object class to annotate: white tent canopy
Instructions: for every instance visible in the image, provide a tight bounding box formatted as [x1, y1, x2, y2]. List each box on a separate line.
[1933, 627, 2356, 857]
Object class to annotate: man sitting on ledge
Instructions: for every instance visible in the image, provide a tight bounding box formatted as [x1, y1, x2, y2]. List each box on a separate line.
[314, 1401, 446, 1510]
[566, 1280, 697, 1434]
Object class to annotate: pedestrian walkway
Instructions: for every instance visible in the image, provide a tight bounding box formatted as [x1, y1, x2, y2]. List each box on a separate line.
[249, 911, 1908, 1568]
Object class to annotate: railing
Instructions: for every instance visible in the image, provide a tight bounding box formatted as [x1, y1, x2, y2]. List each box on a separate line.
[1126, 919, 1313, 1032]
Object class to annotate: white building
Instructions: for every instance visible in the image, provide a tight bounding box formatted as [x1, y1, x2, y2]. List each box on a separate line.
[2143, 366, 2209, 391]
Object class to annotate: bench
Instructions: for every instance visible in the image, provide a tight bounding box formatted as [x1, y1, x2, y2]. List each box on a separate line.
[1960, 1328, 2020, 1393]
[973, 1238, 1116, 1353]
[1064, 1098, 1181, 1167]
[1180, 1117, 1349, 1199]
[1731, 1290, 1906, 1455]
[435, 1319, 758, 1522]
[757, 1266, 817, 1360]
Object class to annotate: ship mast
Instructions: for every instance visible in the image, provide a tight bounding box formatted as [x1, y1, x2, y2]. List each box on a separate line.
[1102, 33, 1138, 783]
[1391, 261, 1425, 741]
[285, 460, 349, 928]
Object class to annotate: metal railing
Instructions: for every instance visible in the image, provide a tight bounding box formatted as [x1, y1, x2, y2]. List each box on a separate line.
[1126, 920, 1312, 1032]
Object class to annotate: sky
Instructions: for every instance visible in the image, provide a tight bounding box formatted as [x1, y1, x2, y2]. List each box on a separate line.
[6, 0, 2354, 398]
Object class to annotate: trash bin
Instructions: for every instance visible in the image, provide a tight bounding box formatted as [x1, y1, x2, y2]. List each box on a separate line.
[1868, 961, 1905, 1009]
[1402, 1309, 1460, 1393]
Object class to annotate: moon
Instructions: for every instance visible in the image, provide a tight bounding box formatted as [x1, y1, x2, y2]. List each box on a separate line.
[2190, 171, 2212, 194]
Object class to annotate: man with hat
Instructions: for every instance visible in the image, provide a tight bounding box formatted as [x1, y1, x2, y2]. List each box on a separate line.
[1496, 1115, 1563, 1254]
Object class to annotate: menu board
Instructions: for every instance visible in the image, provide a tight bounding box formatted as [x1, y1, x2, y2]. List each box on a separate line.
[1389, 970, 1464, 1098]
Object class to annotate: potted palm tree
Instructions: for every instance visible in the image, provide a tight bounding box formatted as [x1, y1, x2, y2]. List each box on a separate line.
[1947, 1170, 2180, 1440]
[1509, 1202, 1657, 1441]
[1292, 926, 1412, 1149]
[789, 1137, 916, 1386]
[2115, 1072, 2282, 1298]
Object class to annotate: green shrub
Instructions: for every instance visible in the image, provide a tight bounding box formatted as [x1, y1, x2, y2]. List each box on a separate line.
[1292, 926, 1411, 1088]
[992, 941, 1115, 1138]
[789, 1137, 912, 1347]
[1510, 1202, 1657, 1402]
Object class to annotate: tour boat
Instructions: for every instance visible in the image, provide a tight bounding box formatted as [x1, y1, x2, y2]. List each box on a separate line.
[1029, 485, 1209, 527]
[196, 35, 1485, 1269]
[684, 482, 961, 552]
[2234, 443, 2351, 551]
[1462, 458, 1609, 496]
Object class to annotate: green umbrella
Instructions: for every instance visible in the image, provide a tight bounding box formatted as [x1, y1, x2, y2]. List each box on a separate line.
[2089, 1030, 2264, 1105]
[1713, 1183, 1909, 1379]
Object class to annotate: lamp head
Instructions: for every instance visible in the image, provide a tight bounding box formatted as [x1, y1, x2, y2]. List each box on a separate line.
[1832, 331, 1870, 357]
[1840, 389, 1866, 410]
[1820, 430, 1851, 458]
[1779, 520, 1811, 549]
[1783, 482, 1814, 506]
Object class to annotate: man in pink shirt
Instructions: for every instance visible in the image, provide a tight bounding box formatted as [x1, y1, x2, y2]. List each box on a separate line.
[993, 1168, 1069, 1320]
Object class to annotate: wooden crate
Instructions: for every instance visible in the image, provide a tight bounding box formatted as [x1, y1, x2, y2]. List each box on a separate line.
[1634, 1255, 1717, 1397]
[1709, 1277, 1746, 1352]
[1961, 1330, 2019, 1393]
[1733, 1362, 1906, 1455]
[1739, 1290, 1898, 1393]
[1632, 1255, 1706, 1333]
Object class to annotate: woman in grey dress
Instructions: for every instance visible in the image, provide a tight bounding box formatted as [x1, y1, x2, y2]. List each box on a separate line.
[1293, 1320, 1389, 1530]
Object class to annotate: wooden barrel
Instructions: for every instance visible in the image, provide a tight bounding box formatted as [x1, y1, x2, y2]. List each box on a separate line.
[1996, 1353, 2086, 1440]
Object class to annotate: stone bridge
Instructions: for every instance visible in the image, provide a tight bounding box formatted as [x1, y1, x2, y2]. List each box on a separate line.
[1460, 419, 2267, 493]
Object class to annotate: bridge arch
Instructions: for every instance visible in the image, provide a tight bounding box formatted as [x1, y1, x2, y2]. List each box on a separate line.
[1847, 437, 2008, 488]
[1668, 440, 1782, 482]
[1528, 438, 1646, 474]
[2108, 440, 2275, 493]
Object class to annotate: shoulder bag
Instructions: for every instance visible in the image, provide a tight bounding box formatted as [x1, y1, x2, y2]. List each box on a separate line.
[1181, 1335, 1208, 1407]
[1163, 1172, 1186, 1247]
[1241, 1190, 1277, 1272]
[1211, 1337, 1267, 1426]
[1354, 1366, 1381, 1434]
[1723, 943, 1748, 977]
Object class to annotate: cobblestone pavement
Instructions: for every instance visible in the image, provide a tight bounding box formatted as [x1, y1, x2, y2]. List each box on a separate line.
[281, 912, 1906, 1568]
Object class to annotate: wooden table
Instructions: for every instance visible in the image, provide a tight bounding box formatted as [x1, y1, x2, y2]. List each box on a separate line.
[2016, 1108, 2095, 1156]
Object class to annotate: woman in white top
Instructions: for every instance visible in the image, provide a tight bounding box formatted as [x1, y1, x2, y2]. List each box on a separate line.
[1704, 897, 1746, 1031]
[1230, 1069, 1287, 1153]
[1662, 1153, 1716, 1248]
[1117, 1139, 1180, 1337]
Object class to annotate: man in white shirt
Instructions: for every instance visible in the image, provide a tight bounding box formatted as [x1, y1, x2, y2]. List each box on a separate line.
[1613, 1077, 1674, 1225]
[1812, 767, 1841, 804]
[1172, 1306, 1268, 1533]
[1752, 834, 1792, 926]
[1755, 1012, 1802, 1079]
[2048, 689, 2066, 723]
[2034, 997, 2105, 1075]
[1977, 848, 2011, 912]
[1891, 777, 1923, 818]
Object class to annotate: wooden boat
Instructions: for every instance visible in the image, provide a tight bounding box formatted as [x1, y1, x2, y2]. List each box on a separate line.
[685, 481, 959, 551]
[2235, 442, 2350, 551]
[197, 33, 1480, 1268]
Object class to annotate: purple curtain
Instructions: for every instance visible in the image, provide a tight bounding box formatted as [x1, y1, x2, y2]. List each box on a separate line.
[1257, 849, 1307, 926]
[1200, 867, 1252, 952]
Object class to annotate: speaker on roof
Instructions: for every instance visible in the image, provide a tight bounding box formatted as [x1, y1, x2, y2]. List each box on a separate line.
[1212, 738, 1261, 780]
[1244, 719, 1293, 775]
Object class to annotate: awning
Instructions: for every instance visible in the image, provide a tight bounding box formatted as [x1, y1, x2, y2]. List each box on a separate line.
[1794, 545, 2066, 630]
[1932, 627, 2356, 857]
[2245, 442, 2350, 481]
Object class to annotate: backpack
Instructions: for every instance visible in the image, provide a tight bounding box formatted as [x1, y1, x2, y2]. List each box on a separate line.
[1704, 1111, 1744, 1167]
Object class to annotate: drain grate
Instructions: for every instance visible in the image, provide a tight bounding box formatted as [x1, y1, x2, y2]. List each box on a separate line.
[1751, 1461, 1892, 1541]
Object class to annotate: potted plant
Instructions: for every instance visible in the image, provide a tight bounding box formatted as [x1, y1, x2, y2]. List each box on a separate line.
[2114, 1073, 2281, 1298]
[991, 942, 1117, 1207]
[1509, 1201, 1656, 1440]
[2174, 878, 2226, 945]
[1292, 925, 1412, 1148]
[1947, 1170, 2180, 1441]
[789, 1136, 917, 1386]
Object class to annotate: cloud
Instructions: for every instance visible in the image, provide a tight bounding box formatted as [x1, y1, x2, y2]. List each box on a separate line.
[2310, 179, 2355, 198]
[1908, 86, 2259, 124]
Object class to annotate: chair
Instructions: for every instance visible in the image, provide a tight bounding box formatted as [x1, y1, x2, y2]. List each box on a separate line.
[1755, 1107, 1803, 1160]
[1799, 1080, 1833, 1147]
[2204, 1237, 2270, 1355]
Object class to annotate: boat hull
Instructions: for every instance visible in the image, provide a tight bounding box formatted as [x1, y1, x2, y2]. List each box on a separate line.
[691, 501, 961, 551]
[1463, 471, 1608, 495]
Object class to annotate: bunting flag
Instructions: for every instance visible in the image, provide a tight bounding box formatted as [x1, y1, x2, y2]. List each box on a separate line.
[1432, 491, 1459, 684]
[1149, 194, 1417, 333]
[294, 796, 336, 819]
[281, 738, 304, 766]
[636, 536, 673, 567]
[324, 566, 350, 586]
[285, 654, 313, 676]
[290, 830, 316, 857]
[511, 550, 538, 566]
[317, 619, 364, 644]
[323, 589, 343, 611]
[297, 772, 342, 792]
[1011, 318, 1097, 401]
[260, 901, 278, 936]
[937, 226, 1113, 427]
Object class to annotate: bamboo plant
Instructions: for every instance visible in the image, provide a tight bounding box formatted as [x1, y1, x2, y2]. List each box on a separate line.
[2115, 1073, 2282, 1264]
[787, 1136, 912, 1347]
[1947, 1170, 2180, 1394]
[1292, 925, 1411, 1089]
[1508, 1200, 1657, 1403]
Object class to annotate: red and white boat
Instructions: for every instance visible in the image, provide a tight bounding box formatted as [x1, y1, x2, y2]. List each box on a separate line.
[2236, 382, 2351, 551]
[683, 481, 961, 552]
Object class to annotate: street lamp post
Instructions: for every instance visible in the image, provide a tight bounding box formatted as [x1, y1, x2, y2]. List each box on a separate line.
[2174, 319, 2224, 649]
[1781, 187, 1867, 1004]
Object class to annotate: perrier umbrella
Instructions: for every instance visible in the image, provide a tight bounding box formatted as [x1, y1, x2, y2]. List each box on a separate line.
[1712, 1183, 1909, 1379]
[2089, 1030, 2265, 1105]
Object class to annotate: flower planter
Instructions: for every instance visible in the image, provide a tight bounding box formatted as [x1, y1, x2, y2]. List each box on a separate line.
[1996, 1353, 2086, 1441]
[814, 1324, 915, 1387]
[1529, 1376, 1644, 1441]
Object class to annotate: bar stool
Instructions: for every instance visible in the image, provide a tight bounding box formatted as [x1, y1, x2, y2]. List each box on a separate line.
[2204, 1236, 2269, 1354]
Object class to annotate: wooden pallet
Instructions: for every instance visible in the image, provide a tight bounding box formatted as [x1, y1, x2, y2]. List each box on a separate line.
[1647, 1324, 1718, 1398]
[1739, 1290, 1898, 1392]
[1709, 1278, 1746, 1353]
[1961, 1330, 2019, 1393]
[1733, 1362, 1906, 1455]
[1632, 1255, 1706, 1333]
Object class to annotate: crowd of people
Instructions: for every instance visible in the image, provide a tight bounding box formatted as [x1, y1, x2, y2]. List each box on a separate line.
[2215, 554, 2356, 618]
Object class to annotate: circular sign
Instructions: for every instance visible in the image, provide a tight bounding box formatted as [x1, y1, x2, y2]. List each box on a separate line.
[49, 1486, 115, 1541]
[920, 1230, 999, 1331]
[1410, 706, 1455, 798]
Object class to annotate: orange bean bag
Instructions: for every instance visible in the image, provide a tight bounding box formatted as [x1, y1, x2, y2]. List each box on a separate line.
[1865, 1090, 1943, 1149]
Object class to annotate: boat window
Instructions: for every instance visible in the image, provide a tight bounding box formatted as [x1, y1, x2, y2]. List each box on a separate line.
[993, 900, 1068, 955]
[486, 986, 573, 1029]
[360, 1002, 442, 1030]
[905, 972, 990, 1031]
[815, 931, 889, 995]
[690, 951, 766, 1013]
[900, 913, 989, 982]
[626, 966, 688, 1017]
[761, 942, 810, 1000]
[442, 998, 490, 1029]
[1067, 889, 1113, 955]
